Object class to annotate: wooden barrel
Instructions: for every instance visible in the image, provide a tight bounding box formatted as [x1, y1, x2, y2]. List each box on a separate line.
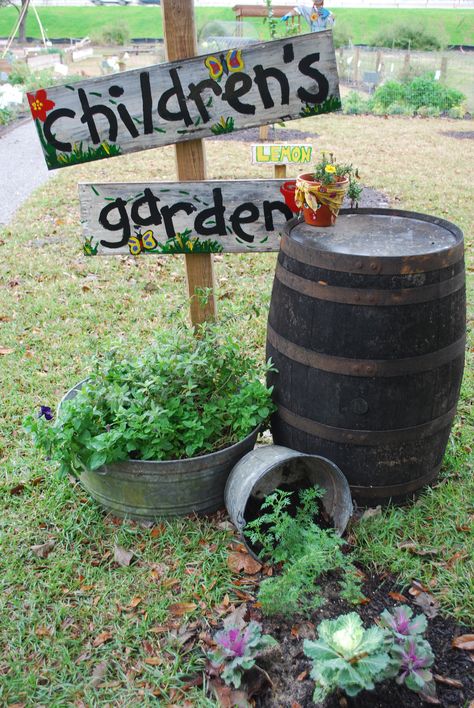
[266, 209, 466, 505]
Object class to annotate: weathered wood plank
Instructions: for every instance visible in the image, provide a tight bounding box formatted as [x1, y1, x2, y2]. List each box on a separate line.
[28, 32, 340, 170]
[79, 179, 296, 255]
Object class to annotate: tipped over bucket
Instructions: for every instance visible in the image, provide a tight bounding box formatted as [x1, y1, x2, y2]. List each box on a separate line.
[224, 445, 353, 556]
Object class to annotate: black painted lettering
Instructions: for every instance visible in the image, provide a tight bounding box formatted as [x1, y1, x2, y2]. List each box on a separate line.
[157, 68, 193, 127]
[230, 202, 259, 243]
[130, 188, 162, 226]
[140, 72, 154, 134]
[78, 88, 118, 145]
[42, 108, 75, 152]
[263, 200, 293, 230]
[99, 198, 130, 248]
[194, 188, 226, 236]
[283, 43, 294, 64]
[222, 73, 255, 115]
[253, 65, 290, 109]
[297, 53, 329, 104]
[188, 79, 222, 123]
[109, 85, 124, 98]
[161, 201, 197, 239]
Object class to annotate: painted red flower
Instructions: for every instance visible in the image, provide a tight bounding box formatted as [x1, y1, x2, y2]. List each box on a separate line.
[27, 89, 55, 122]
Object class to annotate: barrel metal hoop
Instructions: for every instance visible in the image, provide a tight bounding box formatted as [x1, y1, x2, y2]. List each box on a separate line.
[268, 325, 466, 377]
[275, 263, 465, 306]
[350, 464, 441, 498]
[276, 403, 458, 445]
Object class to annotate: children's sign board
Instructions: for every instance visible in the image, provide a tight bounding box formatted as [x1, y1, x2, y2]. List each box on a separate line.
[79, 179, 295, 255]
[28, 31, 340, 170]
[251, 143, 313, 164]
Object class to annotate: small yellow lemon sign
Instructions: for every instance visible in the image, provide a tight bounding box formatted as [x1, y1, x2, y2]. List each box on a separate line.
[251, 143, 313, 165]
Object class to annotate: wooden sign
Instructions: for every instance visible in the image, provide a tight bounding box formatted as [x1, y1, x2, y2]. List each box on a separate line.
[28, 31, 340, 170]
[79, 179, 297, 255]
[251, 143, 313, 164]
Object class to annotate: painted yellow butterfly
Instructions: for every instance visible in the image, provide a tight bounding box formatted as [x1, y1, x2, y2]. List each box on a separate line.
[128, 229, 158, 256]
[204, 49, 244, 81]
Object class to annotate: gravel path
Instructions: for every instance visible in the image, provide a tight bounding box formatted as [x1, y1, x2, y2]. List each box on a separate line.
[0, 119, 54, 226]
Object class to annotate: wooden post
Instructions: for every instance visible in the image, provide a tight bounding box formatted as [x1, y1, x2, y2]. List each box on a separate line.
[259, 125, 270, 140]
[162, 0, 216, 326]
[440, 56, 448, 81]
[274, 164, 286, 179]
[354, 46, 360, 84]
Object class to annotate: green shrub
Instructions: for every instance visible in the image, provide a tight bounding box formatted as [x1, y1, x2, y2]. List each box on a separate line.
[373, 22, 443, 50]
[333, 23, 353, 49]
[342, 90, 372, 115]
[0, 107, 14, 125]
[93, 21, 130, 46]
[385, 101, 414, 116]
[405, 73, 464, 111]
[372, 80, 407, 109]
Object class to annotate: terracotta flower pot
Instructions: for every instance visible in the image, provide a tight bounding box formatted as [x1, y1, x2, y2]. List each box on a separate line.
[280, 180, 299, 214]
[296, 172, 349, 227]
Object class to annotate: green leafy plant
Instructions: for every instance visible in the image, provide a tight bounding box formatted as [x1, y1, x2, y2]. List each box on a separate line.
[312, 151, 363, 207]
[372, 73, 465, 115]
[245, 488, 364, 616]
[304, 607, 436, 702]
[208, 622, 277, 688]
[373, 22, 444, 50]
[24, 324, 276, 475]
[304, 613, 396, 702]
[210, 116, 235, 135]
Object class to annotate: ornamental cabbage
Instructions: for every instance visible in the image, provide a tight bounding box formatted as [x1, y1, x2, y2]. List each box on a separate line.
[380, 605, 427, 641]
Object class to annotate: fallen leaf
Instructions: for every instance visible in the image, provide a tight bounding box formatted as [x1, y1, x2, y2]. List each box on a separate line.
[227, 551, 262, 575]
[419, 694, 441, 705]
[413, 591, 440, 618]
[128, 596, 142, 609]
[408, 580, 430, 596]
[31, 540, 56, 559]
[114, 545, 134, 567]
[93, 631, 113, 647]
[210, 679, 250, 708]
[296, 670, 308, 681]
[388, 592, 408, 602]
[0, 347, 14, 355]
[143, 657, 163, 666]
[168, 603, 197, 616]
[291, 703, 303, 708]
[397, 541, 438, 556]
[150, 523, 166, 538]
[222, 603, 247, 630]
[35, 625, 52, 637]
[452, 634, 474, 651]
[90, 661, 107, 688]
[360, 505, 382, 521]
[433, 674, 463, 689]
[217, 520, 235, 531]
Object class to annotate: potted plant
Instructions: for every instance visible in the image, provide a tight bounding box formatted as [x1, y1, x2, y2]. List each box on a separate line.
[25, 324, 276, 520]
[295, 152, 363, 227]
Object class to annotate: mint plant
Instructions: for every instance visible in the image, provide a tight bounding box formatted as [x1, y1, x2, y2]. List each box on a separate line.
[208, 622, 277, 688]
[24, 324, 276, 474]
[244, 488, 364, 616]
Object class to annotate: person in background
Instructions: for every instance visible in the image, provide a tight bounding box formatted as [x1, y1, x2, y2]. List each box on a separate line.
[281, 0, 335, 33]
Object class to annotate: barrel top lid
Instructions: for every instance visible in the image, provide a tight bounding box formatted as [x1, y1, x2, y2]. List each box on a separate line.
[287, 210, 463, 259]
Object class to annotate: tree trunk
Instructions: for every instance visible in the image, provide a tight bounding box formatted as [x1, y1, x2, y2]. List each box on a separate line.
[18, 0, 28, 43]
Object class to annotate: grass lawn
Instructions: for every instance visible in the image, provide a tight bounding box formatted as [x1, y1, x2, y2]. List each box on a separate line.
[0, 6, 473, 45]
[0, 113, 473, 705]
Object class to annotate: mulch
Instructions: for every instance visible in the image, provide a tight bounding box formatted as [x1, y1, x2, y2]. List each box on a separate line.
[249, 572, 474, 708]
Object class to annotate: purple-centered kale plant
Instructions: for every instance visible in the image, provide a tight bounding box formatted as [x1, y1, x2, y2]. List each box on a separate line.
[208, 621, 277, 688]
[391, 637, 435, 695]
[380, 605, 427, 642]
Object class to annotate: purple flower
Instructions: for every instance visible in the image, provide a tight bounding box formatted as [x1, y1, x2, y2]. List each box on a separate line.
[215, 627, 250, 658]
[38, 406, 53, 421]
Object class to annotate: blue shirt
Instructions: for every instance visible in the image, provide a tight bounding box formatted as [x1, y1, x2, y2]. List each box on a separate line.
[294, 4, 335, 32]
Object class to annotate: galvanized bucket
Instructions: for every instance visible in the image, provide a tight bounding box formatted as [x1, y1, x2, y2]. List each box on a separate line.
[59, 381, 260, 520]
[225, 445, 353, 555]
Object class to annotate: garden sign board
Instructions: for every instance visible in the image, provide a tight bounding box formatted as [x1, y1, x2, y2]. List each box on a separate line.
[79, 179, 295, 255]
[251, 143, 313, 164]
[28, 32, 340, 170]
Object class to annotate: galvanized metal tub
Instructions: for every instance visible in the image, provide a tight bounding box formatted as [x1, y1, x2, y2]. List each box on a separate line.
[59, 381, 260, 520]
[225, 444, 353, 555]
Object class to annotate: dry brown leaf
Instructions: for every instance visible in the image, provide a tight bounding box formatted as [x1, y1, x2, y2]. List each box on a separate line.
[144, 657, 163, 666]
[296, 670, 308, 681]
[90, 661, 107, 688]
[150, 523, 166, 538]
[0, 347, 14, 355]
[360, 505, 382, 521]
[128, 596, 142, 609]
[113, 545, 134, 567]
[93, 631, 113, 647]
[433, 674, 463, 689]
[452, 634, 474, 651]
[413, 591, 440, 618]
[227, 551, 262, 575]
[210, 680, 250, 708]
[222, 603, 247, 630]
[35, 625, 52, 637]
[168, 602, 197, 616]
[30, 540, 56, 559]
[388, 592, 408, 602]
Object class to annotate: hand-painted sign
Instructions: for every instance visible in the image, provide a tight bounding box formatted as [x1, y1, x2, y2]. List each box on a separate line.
[29, 32, 340, 170]
[251, 143, 313, 164]
[79, 179, 298, 255]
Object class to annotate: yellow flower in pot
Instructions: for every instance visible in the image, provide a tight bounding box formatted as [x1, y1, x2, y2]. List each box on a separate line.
[295, 152, 363, 227]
